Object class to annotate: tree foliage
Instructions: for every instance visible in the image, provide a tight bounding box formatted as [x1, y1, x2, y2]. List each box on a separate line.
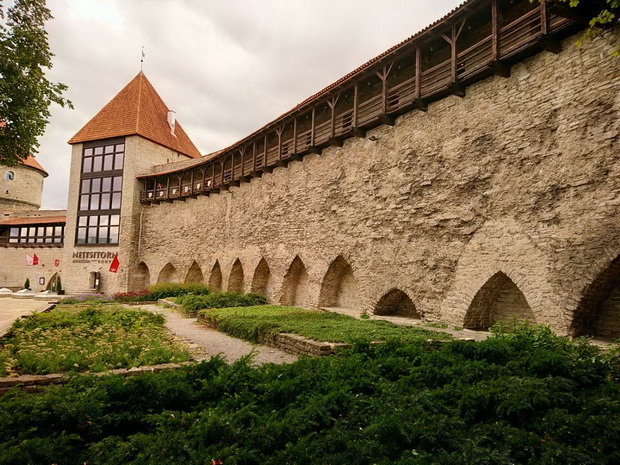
[0, 0, 71, 165]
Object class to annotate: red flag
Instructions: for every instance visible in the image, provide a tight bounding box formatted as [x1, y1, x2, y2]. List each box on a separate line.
[109, 255, 119, 273]
[32, 254, 39, 266]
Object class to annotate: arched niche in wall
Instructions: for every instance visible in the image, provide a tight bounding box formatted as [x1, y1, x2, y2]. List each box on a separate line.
[157, 263, 178, 284]
[133, 262, 151, 290]
[571, 255, 620, 339]
[464, 271, 535, 330]
[374, 289, 420, 318]
[251, 258, 272, 300]
[184, 261, 204, 284]
[318, 256, 359, 309]
[281, 256, 310, 307]
[228, 259, 244, 292]
[209, 261, 223, 291]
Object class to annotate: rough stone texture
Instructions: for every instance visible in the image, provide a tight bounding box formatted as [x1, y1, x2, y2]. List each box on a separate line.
[0, 164, 45, 211]
[130, 32, 620, 337]
[0, 247, 63, 292]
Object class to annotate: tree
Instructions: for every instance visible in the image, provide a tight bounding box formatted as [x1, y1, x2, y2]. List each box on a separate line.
[0, 0, 72, 166]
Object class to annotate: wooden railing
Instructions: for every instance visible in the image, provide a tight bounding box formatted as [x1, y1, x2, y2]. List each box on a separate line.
[140, 0, 578, 204]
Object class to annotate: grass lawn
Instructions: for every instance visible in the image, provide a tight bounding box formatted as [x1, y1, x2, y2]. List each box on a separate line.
[199, 305, 452, 344]
[0, 303, 190, 376]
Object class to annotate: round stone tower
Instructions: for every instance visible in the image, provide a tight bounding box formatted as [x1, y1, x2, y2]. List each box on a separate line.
[0, 155, 48, 211]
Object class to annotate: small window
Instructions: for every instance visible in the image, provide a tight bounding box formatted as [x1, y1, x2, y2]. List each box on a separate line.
[5, 171, 14, 181]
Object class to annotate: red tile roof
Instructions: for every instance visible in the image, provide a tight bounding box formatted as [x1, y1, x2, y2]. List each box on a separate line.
[21, 154, 48, 177]
[68, 72, 202, 158]
[0, 216, 66, 226]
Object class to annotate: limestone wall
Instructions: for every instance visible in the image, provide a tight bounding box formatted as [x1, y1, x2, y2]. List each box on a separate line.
[135, 32, 620, 336]
[0, 165, 45, 211]
[0, 247, 63, 291]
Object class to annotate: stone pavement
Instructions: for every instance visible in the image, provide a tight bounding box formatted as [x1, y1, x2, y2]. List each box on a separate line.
[0, 299, 56, 337]
[139, 305, 299, 365]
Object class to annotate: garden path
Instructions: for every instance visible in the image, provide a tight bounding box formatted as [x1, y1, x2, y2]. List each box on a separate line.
[139, 305, 299, 365]
[0, 299, 55, 337]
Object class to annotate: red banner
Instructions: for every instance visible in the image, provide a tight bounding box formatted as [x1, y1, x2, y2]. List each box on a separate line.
[109, 255, 119, 273]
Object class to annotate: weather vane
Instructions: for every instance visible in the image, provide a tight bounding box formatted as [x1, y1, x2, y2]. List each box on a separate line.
[140, 46, 145, 72]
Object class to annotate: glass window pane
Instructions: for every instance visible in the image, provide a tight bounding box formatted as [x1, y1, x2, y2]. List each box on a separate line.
[84, 148, 93, 156]
[20, 228, 27, 237]
[100, 193, 111, 210]
[94, 147, 103, 155]
[8, 238, 18, 243]
[88, 216, 98, 226]
[81, 179, 90, 194]
[110, 214, 120, 226]
[56, 226, 63, 236]
[102, 177, 112, 192]
[83, 158, 92, 173]
[103, 155, 114, 171]
[113, 176, 122, 191]
[80, 195, 89, 211]
[54, 236, 62, 243]
[109, 227, 119, 244]
[36, 237, 44, 243]
[77, 228, 86, 244]
[78, 217, 87, 227]
[114, 153, 124, 170]
[46, 226, 54, 236]
[90, 194, 100, 210]
[115, 144, 124, 152]
[87, 227, 98, 243]
[100, 215, 109, 226]
[45, 237, 53, 243]
[98, 227, 109, 243]
[91, 178, 101, 192]
[37, 227, 45, 236]
[93, 156, 103, 172]
[111, 193, 121, 209]
[104, 145, 114, 154]
[29, 227, 36, 236]
[9, 228, 18, 237]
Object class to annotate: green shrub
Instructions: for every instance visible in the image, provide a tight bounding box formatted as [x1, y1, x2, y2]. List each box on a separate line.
[180, 291, 267, 313]
[146, 282, 211, 300]
[0, 327, 618, 464]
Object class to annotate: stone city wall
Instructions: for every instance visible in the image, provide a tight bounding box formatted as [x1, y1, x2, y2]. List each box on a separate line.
[134, 32, 620, 336]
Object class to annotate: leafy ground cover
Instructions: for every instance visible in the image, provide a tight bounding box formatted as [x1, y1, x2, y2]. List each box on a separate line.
[0, 304, 190, 376]
[199, 305, 451, 344]
[113, 283, 212, 302]
[179, 292, 267, 313]
[0, 325, 617, 464]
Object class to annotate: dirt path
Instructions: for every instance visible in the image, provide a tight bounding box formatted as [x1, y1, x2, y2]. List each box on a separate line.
[139, 305, 298, 365]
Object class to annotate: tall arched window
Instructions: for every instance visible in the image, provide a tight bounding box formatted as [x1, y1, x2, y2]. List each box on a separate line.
[6, 171, 14, 181]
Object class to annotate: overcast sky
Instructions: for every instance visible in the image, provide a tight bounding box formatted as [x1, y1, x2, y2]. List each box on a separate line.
[36, 0, 463, 209]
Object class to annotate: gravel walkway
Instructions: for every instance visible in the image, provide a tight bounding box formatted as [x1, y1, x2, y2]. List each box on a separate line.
[140, 305, 298, 365]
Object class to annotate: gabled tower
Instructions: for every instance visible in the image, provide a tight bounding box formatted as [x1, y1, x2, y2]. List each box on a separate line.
[63, 72, 201, 295]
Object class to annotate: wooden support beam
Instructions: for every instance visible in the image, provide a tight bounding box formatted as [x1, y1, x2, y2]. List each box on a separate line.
[442, 20, 466, 99]
[491, 0, 499, 62]
[352, 127, 366, 138]
[293, 118, 298, 154]
[276, 126, 283, 161]
[353, 82, 359, 128]
[415, 47, 422, 99]
[310, 107, 316, 147]
[328, 137, 344, 147]
[538, 0, 561, 54]
[327, 94, 340, 141]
